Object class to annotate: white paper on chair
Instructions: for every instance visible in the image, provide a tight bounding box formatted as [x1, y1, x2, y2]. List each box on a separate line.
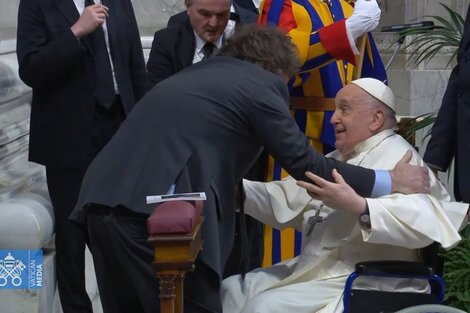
[146, 192, 207, 204]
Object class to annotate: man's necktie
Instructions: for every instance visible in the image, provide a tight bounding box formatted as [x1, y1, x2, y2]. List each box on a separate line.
[202, 42, 216, 60]
[85, 0, 115, 109]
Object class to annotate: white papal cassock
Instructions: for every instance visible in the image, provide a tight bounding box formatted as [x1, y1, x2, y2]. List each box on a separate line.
[221, 129, 468, 313]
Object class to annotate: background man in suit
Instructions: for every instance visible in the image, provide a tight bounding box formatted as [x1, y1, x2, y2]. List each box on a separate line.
[16, 0, 146, 311]
[146, 0, 257, 88]
[147, 0, 261, 277]
[71, 25, 429, 313]
[424, 4, 470, 203]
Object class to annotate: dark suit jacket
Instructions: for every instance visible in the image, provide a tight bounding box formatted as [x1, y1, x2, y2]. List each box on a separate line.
[146, 4, 258, 88]
[231, 0, 259, 15]
[146, 21, 195, 88]
[72, 57, 376, 277]
[423, 4, 470, 202]
[16, 0, 147, 168]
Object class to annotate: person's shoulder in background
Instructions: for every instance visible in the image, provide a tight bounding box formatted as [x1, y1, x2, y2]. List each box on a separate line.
[234, 0, 259, 15]
[167, 11, 187, 27]
[233, 2, 258, 23]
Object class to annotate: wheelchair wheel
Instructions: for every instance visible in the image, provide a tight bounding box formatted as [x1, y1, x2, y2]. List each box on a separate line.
[395, 304, 466, 313]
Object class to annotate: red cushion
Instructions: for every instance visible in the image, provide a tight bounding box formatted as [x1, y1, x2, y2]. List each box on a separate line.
[146, 200, 204, 235]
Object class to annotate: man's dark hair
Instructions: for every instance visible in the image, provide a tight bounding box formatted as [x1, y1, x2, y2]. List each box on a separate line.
[218, 25, 300, 78]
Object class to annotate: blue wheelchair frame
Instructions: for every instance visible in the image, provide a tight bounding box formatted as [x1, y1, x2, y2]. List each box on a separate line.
[343, 261, 446, 313]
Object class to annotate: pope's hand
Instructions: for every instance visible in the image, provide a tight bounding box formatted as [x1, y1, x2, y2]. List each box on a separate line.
[345, 0, 381, 40]
[296, 169, 366, 217]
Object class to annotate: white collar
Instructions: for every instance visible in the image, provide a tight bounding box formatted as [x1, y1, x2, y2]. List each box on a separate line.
[353, 129, 396, 155]
[328, 129, 396, 162]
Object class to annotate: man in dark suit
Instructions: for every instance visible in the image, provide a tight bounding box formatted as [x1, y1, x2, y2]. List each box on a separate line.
[70, 25, 429, 313]
[146, 0, 257, 88]
[424, 4, 470, 203]
[16, 0, 146, 311]
[147, 0, 261, 277]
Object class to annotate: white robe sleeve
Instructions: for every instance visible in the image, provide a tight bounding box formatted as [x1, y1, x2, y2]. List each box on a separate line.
[243, 178, 317, 231]
[353, 134, 469, 250]
[363, 194, 468, 249]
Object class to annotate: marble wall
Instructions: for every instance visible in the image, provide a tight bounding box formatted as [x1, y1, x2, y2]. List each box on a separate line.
[133, 0, 185, 36]
[0, 0, 19, 40]
[376, 0, 469, 116]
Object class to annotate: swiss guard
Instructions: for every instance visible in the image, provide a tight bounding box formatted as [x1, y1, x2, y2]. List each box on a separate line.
[258, 0, 388, 266]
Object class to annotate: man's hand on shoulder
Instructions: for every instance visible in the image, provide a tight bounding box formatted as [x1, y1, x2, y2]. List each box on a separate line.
[390, 150, 430, 194]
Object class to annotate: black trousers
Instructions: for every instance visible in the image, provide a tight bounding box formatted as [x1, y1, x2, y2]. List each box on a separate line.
[86, 205, 223, 313]
[47, 167, 91, 313]
[224, 151, 267, 277]
[46, 97, 124, 313]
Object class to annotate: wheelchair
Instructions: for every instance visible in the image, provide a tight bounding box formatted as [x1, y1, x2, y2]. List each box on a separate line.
[342, 244, 465, 313]
[395, 304, 466, 313]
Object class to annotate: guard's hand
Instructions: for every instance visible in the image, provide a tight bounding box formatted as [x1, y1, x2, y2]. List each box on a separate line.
[345, 0, 381, 40]
[297, 169, 366, 216]
[71, 4, 109, 39]
[390, 150, 431, 194]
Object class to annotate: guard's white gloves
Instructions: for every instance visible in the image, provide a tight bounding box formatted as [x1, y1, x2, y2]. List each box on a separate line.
[345, 0, 381, 40]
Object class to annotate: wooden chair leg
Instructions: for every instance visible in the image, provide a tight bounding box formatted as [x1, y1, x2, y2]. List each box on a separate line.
[158, 273, 177, 313]
[149, 216, 204, 313]
[175, 273, 185, 313]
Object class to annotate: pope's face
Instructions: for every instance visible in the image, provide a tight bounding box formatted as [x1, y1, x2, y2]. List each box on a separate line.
[186, 0, 231, 43]
[330, 84, 375, 157]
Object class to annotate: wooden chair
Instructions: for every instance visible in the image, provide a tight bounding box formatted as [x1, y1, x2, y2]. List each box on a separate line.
[147, 200, 204, 313]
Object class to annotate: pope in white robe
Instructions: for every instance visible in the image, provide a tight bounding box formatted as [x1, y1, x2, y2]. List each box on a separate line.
[221, 78, 469, 313]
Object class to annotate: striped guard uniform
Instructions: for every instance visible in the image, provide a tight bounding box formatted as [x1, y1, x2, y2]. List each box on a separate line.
[258, 0, 387, 267]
